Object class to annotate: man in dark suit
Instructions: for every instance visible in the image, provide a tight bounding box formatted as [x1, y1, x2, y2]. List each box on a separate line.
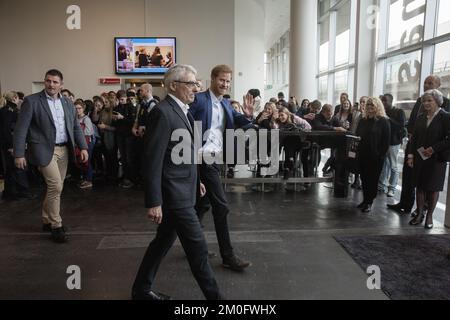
[189, 64, 254, 272]
[132, 64, 222, 300]
[388, 75, 450, 215]
[13, 69, 88, 243]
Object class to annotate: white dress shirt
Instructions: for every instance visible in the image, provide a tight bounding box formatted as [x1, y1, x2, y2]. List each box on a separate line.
[202, 90, 225, 154]
[45, 92, 67, 144]
[168, 94, 192, 130]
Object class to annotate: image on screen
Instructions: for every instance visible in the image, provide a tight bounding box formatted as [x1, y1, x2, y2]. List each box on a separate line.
[115, 37, 176, 75]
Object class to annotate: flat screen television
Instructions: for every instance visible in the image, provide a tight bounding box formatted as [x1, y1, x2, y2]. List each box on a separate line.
[115, 37, 176, 75]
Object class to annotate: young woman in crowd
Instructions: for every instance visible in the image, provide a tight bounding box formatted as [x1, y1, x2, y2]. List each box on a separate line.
[98, 98, 118, 183]
[74, 100, 95, 189]
[350, 96, 368, 189]
[356, 97, 391, 213]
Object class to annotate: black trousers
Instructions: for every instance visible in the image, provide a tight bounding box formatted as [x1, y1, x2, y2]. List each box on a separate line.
[0, 148, 29, 196]
[132, 206, 221, 300]
[117, 135, 137, 182]
[399, 142, 415, 211]
[196, 164, 234, 259]
[360, 157, 384, 204]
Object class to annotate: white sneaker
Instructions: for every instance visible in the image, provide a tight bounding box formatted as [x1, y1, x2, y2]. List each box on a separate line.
[79, 181, 93, 189]
[387, 190, 395, 197]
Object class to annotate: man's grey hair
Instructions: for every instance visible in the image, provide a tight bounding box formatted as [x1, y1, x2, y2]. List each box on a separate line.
[140, 83, 152, 92]
[164, 64, 197, 90]
[423, 89, 444, 107]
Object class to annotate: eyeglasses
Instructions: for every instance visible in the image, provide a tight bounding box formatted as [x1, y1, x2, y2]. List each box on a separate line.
[174, 81, 201, 89]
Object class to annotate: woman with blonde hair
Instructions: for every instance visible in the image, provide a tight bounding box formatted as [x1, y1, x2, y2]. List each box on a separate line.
[355, 97, 391, 212]
[255, 102, 278, 129]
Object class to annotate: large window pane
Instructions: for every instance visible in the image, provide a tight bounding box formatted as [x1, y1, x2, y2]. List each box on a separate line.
[319, 0, 330, 17]
[437, 0, 450, 36]
[334, 70, 348, 105]
[335, 1, 350, 66]
[388, 0, 426, 50]
[318, 76, 328, 104]
[434, 41, 450, 99]
[384, 51, 422, 116]
[319, 17, 330, 72]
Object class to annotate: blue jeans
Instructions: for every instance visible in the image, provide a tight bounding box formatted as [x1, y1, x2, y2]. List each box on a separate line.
[379, 144, 401, 192]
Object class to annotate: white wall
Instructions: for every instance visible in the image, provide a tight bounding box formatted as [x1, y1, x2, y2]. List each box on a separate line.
[145, 0, 234, 86]
[0, 0, 235, 99]
[234, 0, 265, 102]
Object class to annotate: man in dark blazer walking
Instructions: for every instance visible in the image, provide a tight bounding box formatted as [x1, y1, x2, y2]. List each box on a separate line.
[189, 64, 254, 272]
[13, 69, 88, 243]
[132, 64, 222, 300]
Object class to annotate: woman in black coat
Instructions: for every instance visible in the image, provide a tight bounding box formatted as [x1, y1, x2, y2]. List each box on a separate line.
[407, 89, 450, 229]
[356, 97, 391, 212]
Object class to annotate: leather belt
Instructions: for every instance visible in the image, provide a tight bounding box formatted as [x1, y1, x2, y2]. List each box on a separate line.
[55, 142, 68, 147]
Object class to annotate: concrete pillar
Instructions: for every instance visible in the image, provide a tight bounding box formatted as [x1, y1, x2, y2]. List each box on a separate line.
[354, 0, 377, 100]
[289, 0, 318, 100]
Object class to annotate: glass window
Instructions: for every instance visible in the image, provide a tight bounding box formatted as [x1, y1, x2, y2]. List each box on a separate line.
[387, 0, 426, 50]
[335, 1, 351, 66]
[318, 76, 328, 104]
[272, 57, 276, 84]
[277, 55, 281, 83]
[433, 41, 450, 99]
[319, 0, 330, 17]
[282, 52, 287, 84]
[384, 51, 422, 116]
[334, 70, 348, 105]
[264, 52, 269, 85]
[319, 17, 330, 72]
[437, 0, 450, 36]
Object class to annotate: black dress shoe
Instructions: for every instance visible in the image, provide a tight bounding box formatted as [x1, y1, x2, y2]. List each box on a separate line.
[43, 224, 67, 233]
[409, 214, 424, 226]
[222, 255, 251, 271]
[357, 201, 366, 209]
[51, 227, 68, 243]
[387, 203, 403, 213]
[132, 290, 172, 300]
[361, 204, 372, 213]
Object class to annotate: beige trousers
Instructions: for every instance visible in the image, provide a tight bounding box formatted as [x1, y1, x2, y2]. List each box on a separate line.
[39, 146, 69, 229]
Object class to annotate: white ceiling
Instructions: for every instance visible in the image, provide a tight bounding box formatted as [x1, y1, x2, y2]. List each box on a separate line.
[254, 0, 291, 49]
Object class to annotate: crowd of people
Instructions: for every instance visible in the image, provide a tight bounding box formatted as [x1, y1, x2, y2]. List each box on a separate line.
[1, 73, 450, 221]
[1, 65, 450, 299]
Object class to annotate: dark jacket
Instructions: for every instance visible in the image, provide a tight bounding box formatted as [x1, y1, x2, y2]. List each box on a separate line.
[409, 109, 450, 158]
[386, 107, 406, 145]
[409, 109, 450, 191]
[356, 117, 391, 160]
[311, 113, 340, 131]
[13, 90, 87, 167]
[143, 95, 198, 210]
[0, 101, 19, 149]
[114, 103, 137, 136]
[408, 97, 450, 134]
